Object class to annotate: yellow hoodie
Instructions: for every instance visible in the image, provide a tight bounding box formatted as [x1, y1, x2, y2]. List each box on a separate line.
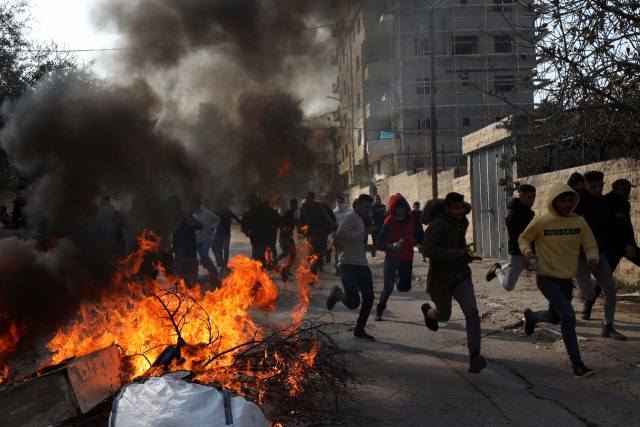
[518, 183, 599, 279]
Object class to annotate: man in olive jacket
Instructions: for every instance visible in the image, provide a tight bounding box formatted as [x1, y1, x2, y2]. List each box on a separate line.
[420, 192, 486, 374]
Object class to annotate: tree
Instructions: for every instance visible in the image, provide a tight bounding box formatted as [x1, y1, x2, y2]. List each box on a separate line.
[474, 1, 640, 174]
[0, 0, 76, 190]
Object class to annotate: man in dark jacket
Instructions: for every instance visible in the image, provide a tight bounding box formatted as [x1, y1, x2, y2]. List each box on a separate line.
[486, 184, 536, 290]
[167, 195, 203, 287]
[299, 192, 337, 274]
[241, 194, 282, 266]
[370, 195, 387, 257]
[411, 201, 426, 262]
[603, 179, 640, 272]
[214, 205, 241, 271]
[374, 194, 414, 321]
[574, 171, 626, 340]
[421, 192, 486, 374]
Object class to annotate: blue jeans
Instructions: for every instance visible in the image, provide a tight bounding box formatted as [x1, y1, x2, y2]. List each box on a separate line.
[196, 239, 217, 275]
[377, 256, 413, 314]
[535, 276, 581, 365]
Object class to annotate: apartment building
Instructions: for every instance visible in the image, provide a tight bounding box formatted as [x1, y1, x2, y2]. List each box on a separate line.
[331, 0, 536, 186]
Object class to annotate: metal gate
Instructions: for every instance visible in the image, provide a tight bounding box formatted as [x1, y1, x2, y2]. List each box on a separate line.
[470, 144, 510, 260]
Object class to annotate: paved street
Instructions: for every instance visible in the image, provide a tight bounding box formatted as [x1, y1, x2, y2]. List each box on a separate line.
[227, 229, 640, 427]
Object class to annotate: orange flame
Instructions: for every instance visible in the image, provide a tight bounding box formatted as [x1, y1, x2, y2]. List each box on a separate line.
[273, 156, 292, 182]
[36, 229, 321, 401]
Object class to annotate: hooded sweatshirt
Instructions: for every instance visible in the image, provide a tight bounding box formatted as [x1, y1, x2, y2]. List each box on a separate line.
[518, 183, 598, 279]
[375, 194, 414, 260]
[422, 199, 473, 298]
[506, 198, 535, 256]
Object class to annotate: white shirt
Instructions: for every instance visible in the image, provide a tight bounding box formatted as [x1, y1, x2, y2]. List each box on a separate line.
[336, 211, 368, 266]
[195, 206, 220, 243]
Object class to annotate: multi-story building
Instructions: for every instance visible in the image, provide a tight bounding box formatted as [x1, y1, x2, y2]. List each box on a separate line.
[331, 0, 536, 187]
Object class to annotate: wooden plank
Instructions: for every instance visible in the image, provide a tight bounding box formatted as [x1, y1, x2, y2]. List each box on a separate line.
[0, 345, 122, 427]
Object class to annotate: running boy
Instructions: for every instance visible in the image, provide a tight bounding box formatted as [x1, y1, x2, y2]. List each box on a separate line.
[486, 184, 536, 290]
[374, 194, 414, 321]
[421, 192, 486, 374]
[520, 183, 598, 378]
[574, 171, 626, 339]
[327, 194, 377, 341]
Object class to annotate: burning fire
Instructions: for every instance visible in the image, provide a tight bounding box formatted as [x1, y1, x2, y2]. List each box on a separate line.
[1, 229, 321, 402]
[274, 156, 292, 181]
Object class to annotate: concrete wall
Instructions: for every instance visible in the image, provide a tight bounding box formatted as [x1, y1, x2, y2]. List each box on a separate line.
[518, 158, 640, 284]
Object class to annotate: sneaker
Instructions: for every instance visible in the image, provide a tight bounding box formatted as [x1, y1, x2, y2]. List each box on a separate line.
[374, 311, 383, 321]
[421, 303, 438, 331]
[326, 286, 342, 311]
[573, 362, 595, 379]
[601, 323, 627, 341]
[580, 299, 595, 320]
[468, 351, 487, 374]
[524, 309, 535, 336]
[353, 327, 375, 341]
[485, 263, 501, 282]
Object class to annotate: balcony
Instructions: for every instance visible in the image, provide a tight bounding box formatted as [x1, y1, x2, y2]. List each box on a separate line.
[367, 138, 396, 160]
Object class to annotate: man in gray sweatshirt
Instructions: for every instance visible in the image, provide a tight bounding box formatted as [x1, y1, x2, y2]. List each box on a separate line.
[326, 194, 377, 341]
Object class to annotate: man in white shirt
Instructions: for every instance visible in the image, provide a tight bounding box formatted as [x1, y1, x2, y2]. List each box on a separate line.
[192, 199, 220, 281]
[332, 195, 353, 275]
[326, 194, 377, 341]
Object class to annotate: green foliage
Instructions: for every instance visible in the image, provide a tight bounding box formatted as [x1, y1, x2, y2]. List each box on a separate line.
[614, 277, 640, 294]
[0, 0, 77, 191]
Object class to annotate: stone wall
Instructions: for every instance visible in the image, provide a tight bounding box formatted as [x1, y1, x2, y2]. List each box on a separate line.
[518, 158, 640, 284]
[342, 169, 456, 208]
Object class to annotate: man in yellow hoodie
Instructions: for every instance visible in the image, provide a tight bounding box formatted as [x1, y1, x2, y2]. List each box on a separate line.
[519, 183, 599, 379]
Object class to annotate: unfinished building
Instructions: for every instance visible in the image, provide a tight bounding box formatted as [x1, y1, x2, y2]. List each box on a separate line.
[330, 0, 536, 187]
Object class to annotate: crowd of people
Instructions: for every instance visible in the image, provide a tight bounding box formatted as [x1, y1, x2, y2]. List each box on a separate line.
[3, 172, 636, 378]
[326, 171, 637, 379]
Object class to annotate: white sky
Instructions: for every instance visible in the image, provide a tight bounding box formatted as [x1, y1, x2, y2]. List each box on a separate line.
[30, 0, 118, 74]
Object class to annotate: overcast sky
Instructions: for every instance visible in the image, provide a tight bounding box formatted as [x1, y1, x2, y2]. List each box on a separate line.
[30, 0, 117, 74]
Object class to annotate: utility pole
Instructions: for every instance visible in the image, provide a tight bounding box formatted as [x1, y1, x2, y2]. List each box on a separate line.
[429, 4, 438, 199]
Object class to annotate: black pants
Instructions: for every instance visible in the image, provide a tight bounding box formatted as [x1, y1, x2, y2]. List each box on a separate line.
[213, 234, 231, 269]
[308, 232, 328, 274]
[606, 246, 640, 273]
[338, 265, 374, 327]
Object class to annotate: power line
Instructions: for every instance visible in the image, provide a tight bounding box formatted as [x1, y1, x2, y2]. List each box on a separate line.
[16, 2, 469, 54]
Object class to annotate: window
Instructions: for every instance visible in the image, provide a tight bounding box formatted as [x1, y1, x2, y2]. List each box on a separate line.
[357, 129, 362, 146]
[416, 78, 435, 94]
[454, 35, 478, 55]
[342, 49, 346, 63]
[357, 92, 361, 108]
[460, 0, 467, 3]
[376, 161, 381, 174]
[414, 37, 429, 56]
[343, 81, 346, 95]
[351, 31, 355, 43]
[417, 118, 431, 130]
[463, 117, 470, 126]
[494, 75, 515, 92]
[494, 35, 512, 53]
[357, 18, 361, 34]
[461, 80, 470, 87]
[356, 56, 360, 72]
[493, 0, 513, 11]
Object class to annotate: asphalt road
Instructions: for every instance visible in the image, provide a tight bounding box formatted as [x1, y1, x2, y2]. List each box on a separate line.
[226, 228, 640, 427]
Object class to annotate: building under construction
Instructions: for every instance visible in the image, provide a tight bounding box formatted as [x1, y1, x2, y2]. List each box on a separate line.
[330, 0, 535, 187]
